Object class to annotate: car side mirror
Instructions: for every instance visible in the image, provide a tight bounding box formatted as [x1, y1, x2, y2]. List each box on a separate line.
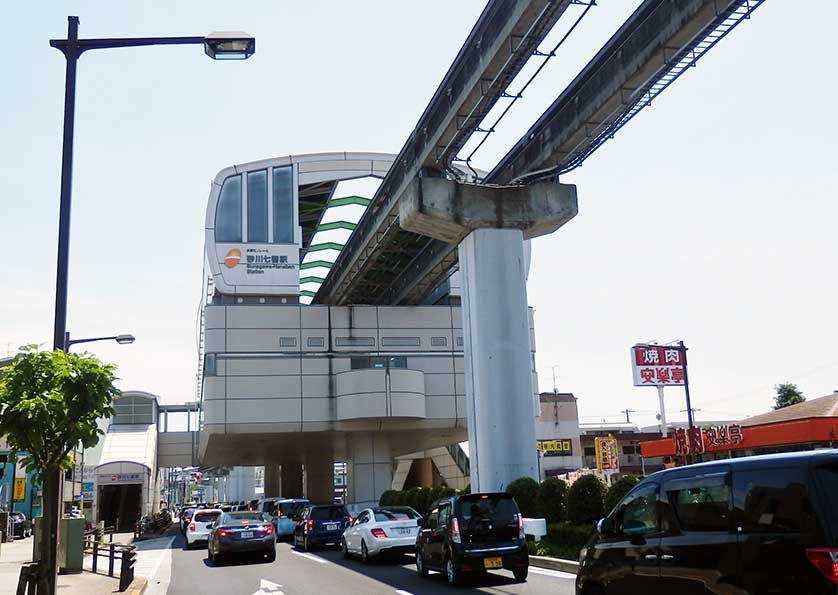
[596, 517, 616, 536]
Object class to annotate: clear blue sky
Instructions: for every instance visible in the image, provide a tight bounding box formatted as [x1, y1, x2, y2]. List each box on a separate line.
[2, 1, 836, 429]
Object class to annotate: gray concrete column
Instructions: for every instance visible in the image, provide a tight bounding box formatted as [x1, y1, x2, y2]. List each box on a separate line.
[281, 462, 304, 498]
[347, 433, 392, 508]
[304, 455, 334, 505]
[460, 228, 539, 491]
[264, 465, 281, 498]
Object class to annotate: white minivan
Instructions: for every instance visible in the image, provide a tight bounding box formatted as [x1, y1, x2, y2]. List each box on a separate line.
[185, 508, 223, 549]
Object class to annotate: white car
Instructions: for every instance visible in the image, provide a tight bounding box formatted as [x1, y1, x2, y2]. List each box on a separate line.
[185, 508, 222, 549]
[341, 506, 422, 563]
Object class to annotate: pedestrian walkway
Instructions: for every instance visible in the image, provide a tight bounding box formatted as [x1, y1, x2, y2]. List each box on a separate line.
[0, 537, 121, 595]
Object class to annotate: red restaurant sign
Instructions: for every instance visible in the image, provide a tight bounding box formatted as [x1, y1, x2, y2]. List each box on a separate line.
[672, 423, 744, 455]
[631, 345, 686, 386]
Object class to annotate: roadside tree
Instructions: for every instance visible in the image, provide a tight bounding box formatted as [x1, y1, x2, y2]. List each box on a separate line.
[0, 347, 118, 594]
[774, 383, 805, 409]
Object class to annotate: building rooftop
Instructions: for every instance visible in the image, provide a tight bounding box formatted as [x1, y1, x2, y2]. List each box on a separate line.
[742, 392, 838, 427]
[539, 392, 576, 403]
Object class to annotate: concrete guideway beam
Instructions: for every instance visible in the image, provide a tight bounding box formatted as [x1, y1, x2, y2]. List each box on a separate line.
[398, 177, 578, 245]
[460, 228, 539, 491]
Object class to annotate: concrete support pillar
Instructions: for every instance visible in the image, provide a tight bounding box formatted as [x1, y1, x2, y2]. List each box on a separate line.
[412, 458, 434, 488]
[347, 433, 392, 508]
[281, 462, 304, 498]
[459, 228, 539, 491]
[264, 465, 281, 498]
[304, 454, 333, 505]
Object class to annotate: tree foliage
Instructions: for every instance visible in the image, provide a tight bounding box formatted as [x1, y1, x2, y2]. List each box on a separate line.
[604, 475, 640, 514]
[536, 477, 568, 523]
[774, 383, 805, 410]
[0, 347, 119, 478]
[507, 476, 539, 517]
[566, 475, 607, 525]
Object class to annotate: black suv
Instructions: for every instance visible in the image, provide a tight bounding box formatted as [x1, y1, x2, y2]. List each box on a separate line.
[293, 504, 351, 551]
[415, 492, 528, 585]
[577, 450, 838, 595]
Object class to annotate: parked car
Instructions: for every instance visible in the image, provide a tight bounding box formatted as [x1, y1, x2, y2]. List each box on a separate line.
[415, 492, 528, 585]
[342, 506, 421, 563]
[293, 504, 352, 551]
[10, 512, 32, 539]
[185, 508, 223, 549]
[271, 499, 309, 540]
[207, 511, 276, 565]
[576, 450, 838, 595]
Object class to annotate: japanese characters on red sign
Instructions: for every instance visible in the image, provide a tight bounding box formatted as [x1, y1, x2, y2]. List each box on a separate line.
[672, 423, 744, 455]
[632, 345, 686, 387]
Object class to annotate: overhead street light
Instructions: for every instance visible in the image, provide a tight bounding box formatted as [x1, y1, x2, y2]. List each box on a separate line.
[64, 332, 136, 350]
[44, 17, 255, 595]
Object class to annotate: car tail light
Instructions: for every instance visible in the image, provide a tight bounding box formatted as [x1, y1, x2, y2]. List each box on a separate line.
[370, 528, 387, 539]
[307, 519, 314, 531]
[518, 513, 525, 540]
[189, 523, 195, 532]
[277, 510, 283, 518]
[263, 525, 274, 535]
[218, 529, 232, 537]
[348, 516, 354, 525]
[451, 517, 461, 544]
[807, 548, 838, 584]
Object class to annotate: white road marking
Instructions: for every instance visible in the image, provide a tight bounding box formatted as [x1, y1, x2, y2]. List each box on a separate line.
[252, 578, 284, 595]
[528, 566, 577, 580]
[395, 590, 415, 595]
[134, 536, 176, 579]
[290, 550, 328, 564]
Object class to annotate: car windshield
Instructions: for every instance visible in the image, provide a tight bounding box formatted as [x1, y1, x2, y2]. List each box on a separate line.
[194, 511, 221, 523]
[456, 494, 519, 525]
[373, 508, 419, 521]
[262, 501, 278, 515]
[310, 506, 347, 520]
[221, 512, 270, 525]
[279, 501, 307, 517]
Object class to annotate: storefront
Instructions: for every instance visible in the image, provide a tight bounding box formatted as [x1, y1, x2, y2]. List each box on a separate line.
[641, 392, 838, 463]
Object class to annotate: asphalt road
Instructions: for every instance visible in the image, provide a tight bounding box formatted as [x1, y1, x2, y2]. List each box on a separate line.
[149, 530, 577, 595]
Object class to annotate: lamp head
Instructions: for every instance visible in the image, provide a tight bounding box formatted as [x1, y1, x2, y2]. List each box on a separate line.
[204, 31, 255, 60]
[115, 334, 135, 345]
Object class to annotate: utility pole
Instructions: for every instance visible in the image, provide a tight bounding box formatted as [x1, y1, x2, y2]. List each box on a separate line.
[621, 409, 635, 423]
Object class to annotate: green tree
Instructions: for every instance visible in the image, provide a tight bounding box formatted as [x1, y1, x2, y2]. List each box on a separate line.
[604, 475, 640, 514]
[774, 383, 805, 409]
[536, 477, 569, 523]
[0, 347, 118, 594]
[566, 475, 608, 525]
[507, 476, 539, 517]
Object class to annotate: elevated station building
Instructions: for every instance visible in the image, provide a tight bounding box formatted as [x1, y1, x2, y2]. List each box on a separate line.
[198, 152, 539, 506]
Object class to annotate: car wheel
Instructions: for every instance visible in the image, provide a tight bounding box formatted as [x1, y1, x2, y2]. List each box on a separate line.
[513, 567, 528, 582]
[266, 549, 276, 563]
[341, 537, 350, 559]
[416, 548, 428, 577]
[361, 541, 371, 564]
[446, 556, 462, 586]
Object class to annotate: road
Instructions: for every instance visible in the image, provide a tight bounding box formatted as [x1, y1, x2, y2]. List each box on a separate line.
[143, 530, 577, 595]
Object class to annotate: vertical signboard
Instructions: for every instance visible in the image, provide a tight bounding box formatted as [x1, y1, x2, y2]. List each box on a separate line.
[631, 345, 686, 386]
[13, 478, 26, 501]
[594, 436, 619, 473]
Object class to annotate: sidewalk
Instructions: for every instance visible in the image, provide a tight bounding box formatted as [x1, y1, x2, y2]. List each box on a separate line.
[0, 536, 124, 595]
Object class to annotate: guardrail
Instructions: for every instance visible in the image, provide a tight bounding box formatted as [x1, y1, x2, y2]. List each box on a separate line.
[83, 528, 136, 592]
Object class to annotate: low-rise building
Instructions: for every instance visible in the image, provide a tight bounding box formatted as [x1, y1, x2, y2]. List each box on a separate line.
[580, 423, 666, 477]
[536, 392, 582, 479]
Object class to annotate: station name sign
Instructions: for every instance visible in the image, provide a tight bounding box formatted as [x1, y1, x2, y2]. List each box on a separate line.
[537, 439, 573, 456]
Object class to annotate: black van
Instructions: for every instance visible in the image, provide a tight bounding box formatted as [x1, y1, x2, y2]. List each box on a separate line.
[415, 492, 528, 585]
[576, 450, 838, 595]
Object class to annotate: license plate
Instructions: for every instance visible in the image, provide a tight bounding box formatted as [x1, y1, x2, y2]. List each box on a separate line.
[240, 531, 254, 538]
[483, 557, 503, 569]
[395, 527, 412, 535]
[325, 523, 339, 531]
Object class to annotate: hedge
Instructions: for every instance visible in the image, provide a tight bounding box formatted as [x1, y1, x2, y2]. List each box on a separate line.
[507, 477, 539, 517]
[566, 475, 607, 525]
[537, 477, 568, 523]
[604, 474, 640, 514]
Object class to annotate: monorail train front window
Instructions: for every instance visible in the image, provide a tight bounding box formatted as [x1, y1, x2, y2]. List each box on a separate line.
[216, 174, 242, 242]
[273, 166, 294, 244]
[247, 170, 268, 242]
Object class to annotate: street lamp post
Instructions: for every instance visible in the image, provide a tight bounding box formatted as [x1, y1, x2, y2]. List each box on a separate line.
[64, 332, 135, 351]
[44, 17, 255, 594]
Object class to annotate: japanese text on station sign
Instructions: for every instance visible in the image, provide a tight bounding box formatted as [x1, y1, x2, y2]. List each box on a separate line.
[631, 345, 686, 387]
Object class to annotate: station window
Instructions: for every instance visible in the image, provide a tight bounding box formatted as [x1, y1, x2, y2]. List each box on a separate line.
[350, 356, 407, 370]
[216, 175, 242, 242]
[247, 170, 268, 243]
[273, 166, 294, 244]
[112, 395, 155, 425]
